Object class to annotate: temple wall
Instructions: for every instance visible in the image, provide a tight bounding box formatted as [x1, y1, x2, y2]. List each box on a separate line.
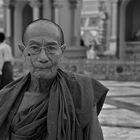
[13, 58, 140, 81]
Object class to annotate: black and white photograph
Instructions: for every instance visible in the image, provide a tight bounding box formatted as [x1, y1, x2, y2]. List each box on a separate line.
[0, 0, 139, 139]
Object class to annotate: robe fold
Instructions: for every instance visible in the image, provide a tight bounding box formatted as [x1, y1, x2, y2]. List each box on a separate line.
[0, 69, 108, 140]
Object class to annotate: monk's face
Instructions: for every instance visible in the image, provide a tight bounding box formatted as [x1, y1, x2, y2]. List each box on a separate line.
[23, 22, 65, 79]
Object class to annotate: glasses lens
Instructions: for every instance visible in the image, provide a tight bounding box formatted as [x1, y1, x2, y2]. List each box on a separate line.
[28, 45, 59, 55]
[47, 45, 58, 54]
[29, 46, 40, 54]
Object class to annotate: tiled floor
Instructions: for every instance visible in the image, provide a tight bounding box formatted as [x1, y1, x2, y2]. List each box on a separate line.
[99, 81, 140, 140]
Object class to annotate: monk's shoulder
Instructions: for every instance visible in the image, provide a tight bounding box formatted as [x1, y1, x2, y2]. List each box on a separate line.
[68, 72, 108, 99]
[0, 76, 25, 98]
[63, 70, 91, 83]
[63, 71, 94, 102]
[62, 70, 108, 103]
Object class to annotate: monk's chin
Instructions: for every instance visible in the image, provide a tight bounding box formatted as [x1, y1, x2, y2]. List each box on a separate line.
[32, 70, 57, 80]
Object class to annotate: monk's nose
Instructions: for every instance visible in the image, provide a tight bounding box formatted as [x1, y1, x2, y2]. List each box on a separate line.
[39, 48, 49, 63]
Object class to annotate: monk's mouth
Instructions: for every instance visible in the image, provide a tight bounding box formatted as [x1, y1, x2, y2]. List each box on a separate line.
[36, 68, 51, 70]
[35, 66, 55, 71]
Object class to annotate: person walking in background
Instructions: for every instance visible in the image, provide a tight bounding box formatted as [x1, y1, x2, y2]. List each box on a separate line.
[0, 32, 14, 89]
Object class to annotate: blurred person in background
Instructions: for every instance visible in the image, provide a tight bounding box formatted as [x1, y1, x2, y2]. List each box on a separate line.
[0, 19, 108, 140]
[86, 40, 99, 60]
[0, 32, 14, 89]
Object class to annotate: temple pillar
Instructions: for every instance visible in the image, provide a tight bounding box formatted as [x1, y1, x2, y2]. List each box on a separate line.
[52, 0, 63, 24]
[14, 1, 26, 57]
[105, 0, 112, 51]
[63, 0, 85, 59]
[69, 1, 82, 47]
[3, 1, 11, 37]
[109, 0, 118, 56]
[30, 0, 41, 20]
[43, 0, 52, 19]
[3, 1, 15, 55]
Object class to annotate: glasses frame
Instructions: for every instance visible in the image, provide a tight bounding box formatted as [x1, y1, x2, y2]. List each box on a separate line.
[25, 44, 61, 56]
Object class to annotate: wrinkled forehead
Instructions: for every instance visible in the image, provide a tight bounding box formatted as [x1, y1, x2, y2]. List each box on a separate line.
[24, 22, 62, 46]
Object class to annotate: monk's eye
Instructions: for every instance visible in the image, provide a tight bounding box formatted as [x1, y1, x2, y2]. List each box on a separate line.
[47, 45, 58, 53]
[29, 46, 40, 54]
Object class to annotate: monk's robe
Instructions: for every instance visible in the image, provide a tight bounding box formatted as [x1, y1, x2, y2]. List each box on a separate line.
[0, 69, 108, 140]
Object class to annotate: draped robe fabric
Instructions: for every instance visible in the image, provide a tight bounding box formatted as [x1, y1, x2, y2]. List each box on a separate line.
[0, 69, 108, 140]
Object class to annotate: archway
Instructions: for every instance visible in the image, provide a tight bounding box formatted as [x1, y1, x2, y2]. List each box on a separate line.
[119, 0, 140, 60]
[118, 0, 133, 59]
[125, 0, 140, 41]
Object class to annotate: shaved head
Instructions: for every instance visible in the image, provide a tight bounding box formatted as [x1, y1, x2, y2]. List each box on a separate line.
[20, 19, 66, 80]
[22, 18, 64, 46]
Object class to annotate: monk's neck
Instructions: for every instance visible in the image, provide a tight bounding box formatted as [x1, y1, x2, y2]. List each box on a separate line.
[28, 75, 55, 94]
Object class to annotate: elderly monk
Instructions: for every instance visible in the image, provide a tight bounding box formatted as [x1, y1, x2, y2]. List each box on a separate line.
[0, 19, 108, 140]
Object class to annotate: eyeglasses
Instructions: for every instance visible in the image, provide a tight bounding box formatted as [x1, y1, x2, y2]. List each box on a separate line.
[27, 45, 60, 55]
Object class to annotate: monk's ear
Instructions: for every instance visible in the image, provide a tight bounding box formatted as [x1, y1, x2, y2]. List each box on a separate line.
[60, 44, 66, 53]
[18, 44, 26, 53]
[18, 44, 25, 54]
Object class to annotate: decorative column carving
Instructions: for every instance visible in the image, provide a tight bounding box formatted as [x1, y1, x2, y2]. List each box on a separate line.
[30, 0, 41, 20]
